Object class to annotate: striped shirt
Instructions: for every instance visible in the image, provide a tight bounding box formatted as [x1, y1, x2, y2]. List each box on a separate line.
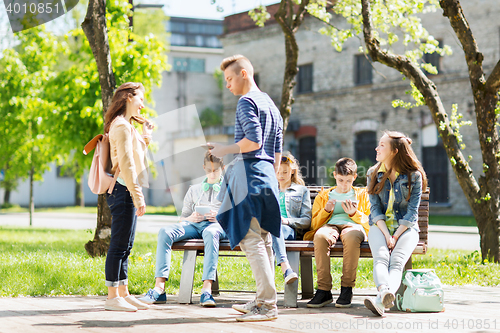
[234, 90, 283, 162]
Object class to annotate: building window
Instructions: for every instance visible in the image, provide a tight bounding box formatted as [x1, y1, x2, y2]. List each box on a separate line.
[297, 64, 313, 94]
[355, 131, 377, 164]
[299, 136, 317, 185]
[169, 21, 186, 33]
[170, 33, 187, 46]
[173, 58, 205, 73]
[423, 40, 443, 75]
[355, 54, 372, 85]
[422, 143, 449, 203]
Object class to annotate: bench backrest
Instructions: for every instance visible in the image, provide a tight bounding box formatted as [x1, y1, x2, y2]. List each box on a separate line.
[305, 186, 429, 251]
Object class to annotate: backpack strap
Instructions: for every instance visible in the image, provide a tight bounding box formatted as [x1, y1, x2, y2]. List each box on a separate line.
[108, 166, 120, 194]
[83, 134, 104, 155]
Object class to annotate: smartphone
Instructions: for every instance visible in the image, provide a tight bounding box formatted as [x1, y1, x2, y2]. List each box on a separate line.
[200, 144, 214, 150]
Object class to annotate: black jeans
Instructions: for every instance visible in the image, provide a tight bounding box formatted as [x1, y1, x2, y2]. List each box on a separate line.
[105, 182, 137, 287]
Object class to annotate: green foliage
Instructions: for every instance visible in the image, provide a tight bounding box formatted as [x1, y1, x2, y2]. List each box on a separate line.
[307, 0, 452, 60]
[0, 26, 64, 187]
[0, 0, 170, 191]
[199, 108, 223, 128]
[248, 5, 271, 27]
[439, 104, 472, 151]
[133, 9, 169, 45]
[213, 68, 224, 91]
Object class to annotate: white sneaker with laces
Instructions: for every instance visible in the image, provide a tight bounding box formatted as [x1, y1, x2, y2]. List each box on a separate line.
[124, 295, 150, 310]
[232, 299, 257, 314]
[379, 289, 395, 309]
[364, 296, 384, 316]
[236, 305, 278, 322]
[105, 297, 138, 312]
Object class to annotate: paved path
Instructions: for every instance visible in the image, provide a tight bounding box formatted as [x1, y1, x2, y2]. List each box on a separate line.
[0, 212, 481, 251]
[0, 286, 499, 333]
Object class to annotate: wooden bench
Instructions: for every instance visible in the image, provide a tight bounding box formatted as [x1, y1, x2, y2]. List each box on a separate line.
[171, 186, 430, 308]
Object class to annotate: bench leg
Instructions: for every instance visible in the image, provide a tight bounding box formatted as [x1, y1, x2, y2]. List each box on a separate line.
[178, 250, 197, 304]
[391, 256, 413, 311]
[284, 251, 299, 308]
[211, 271, 220, 296]
[300, 254, 314, 299]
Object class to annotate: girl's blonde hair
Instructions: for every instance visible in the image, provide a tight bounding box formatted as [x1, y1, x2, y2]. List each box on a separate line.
[281, 151, 305, 186]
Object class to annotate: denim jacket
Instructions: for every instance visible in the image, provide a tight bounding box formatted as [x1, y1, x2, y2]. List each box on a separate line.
[367, 168, 422, 232]
[281, 183, 312, 230]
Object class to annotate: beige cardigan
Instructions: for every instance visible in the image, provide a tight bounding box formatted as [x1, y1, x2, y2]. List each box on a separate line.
[109, 116, 150, 208]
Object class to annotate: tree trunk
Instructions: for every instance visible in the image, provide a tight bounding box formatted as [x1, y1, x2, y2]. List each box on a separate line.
[75, 178, 85, 207]
[82, 0, 117, 257]
[360, 0, 500, 262]
[274, 0, 309, 133]
[4, 189, 10, 205]
[29, 167, 34, 227]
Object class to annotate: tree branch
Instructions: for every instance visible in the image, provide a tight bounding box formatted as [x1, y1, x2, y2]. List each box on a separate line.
[485, 59, 500, 93]
[361, 0, 480, 199]
[439, 0, 485, 89]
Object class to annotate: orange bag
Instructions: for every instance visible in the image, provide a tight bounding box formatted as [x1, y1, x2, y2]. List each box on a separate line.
[83, 134, 120, 195]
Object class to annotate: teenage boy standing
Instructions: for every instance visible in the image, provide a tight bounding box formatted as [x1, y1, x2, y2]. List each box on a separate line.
[304, 158, 370, 308]
[208, 54, 283, 322]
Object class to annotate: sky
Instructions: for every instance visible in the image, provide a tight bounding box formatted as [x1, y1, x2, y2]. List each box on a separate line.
[163, 0, 279, 20]
[0, 0, 280, 39]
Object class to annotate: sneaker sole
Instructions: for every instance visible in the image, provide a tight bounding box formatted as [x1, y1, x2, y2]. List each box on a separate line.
[364, 298, 383, 316]
[201, 302, 216, 307]
[138, 299, 167, 305]
[335, 302, 352, 308]
[381, 292, 395, 309]
[104, 306, 137, 312]
[306, 299, 333, 308]
[236, 316, 278, 322]
[232, 304, 256, 314]
[285, 275, 298, 284]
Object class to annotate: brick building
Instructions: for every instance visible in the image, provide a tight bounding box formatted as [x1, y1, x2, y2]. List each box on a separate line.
[220, 1, 500, 215]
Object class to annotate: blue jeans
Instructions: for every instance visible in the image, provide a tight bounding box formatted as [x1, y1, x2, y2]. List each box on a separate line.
[105, 183, 137, 287]
[271, 224, 296, 265]
[368, 225, 419, 293]
[155, 220, 227, 281]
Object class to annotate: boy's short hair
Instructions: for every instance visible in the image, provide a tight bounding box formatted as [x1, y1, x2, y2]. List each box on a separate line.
[204, 151, 224, 168]
[220, 54, 254, 77]
[335, 157, 357, 176]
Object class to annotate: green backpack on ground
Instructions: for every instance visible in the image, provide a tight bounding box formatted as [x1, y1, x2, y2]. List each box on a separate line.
[396, 269, 445, 312]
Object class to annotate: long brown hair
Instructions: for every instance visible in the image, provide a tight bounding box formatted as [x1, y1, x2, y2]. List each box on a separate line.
[280, 151, 305, 186]
[104, 82, 146, 133]
[367, 131, 428, 200]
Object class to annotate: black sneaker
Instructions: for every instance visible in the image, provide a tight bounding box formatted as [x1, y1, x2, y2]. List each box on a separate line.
[306, 289, 333, 308]
[335, 286, 353, 308]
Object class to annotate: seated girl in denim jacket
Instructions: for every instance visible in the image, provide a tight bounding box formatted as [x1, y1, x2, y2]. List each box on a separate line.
[364, 131, 427, 316]
[272, 151, 312, 284]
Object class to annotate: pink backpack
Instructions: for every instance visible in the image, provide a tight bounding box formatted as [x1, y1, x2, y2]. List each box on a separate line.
[83, 134, 120, 194]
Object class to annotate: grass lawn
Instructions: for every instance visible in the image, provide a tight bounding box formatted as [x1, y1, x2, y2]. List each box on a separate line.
[0, 227, 498, 297]
[429, 215, 477, 227]
[0, 205, 177, 215]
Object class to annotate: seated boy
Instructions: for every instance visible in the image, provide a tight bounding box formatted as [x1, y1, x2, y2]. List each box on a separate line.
[303, 157, 370, 308]
[139, 152, 226, 307]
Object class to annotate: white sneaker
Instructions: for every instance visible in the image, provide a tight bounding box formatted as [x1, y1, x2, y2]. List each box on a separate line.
[379, 289, 395, 309]
[232, 299, 257, 314]
[364, 296, 384, 316]
[105, 297, 138, 312]
[236, 305, 278, 322]
[124, 295, 150, 310]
